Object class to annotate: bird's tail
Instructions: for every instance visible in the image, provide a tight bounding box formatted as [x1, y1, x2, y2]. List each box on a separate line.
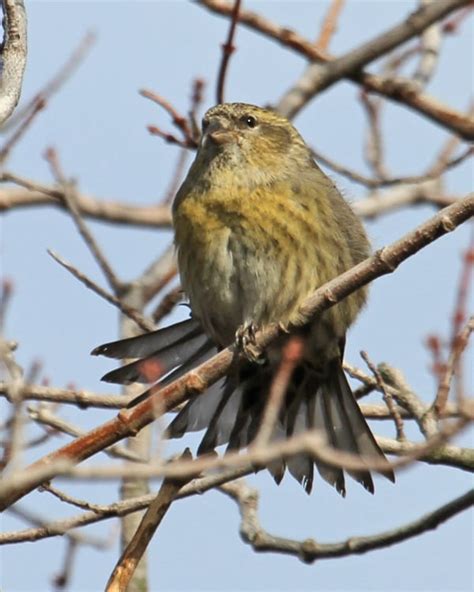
[93, 321, 394, 494]
[168, 355, 394, 495]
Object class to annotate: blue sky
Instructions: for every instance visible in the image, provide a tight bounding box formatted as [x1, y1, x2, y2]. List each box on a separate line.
[0, 2, 472, 591]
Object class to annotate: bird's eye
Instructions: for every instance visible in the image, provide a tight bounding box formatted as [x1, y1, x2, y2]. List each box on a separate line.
[242, 115, 257, 128]
[202, 118, 209, 131]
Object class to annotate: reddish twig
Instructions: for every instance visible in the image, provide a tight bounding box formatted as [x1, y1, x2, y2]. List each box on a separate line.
[450, 228, 474, 347]
[432, 316, 474, 416]
[253, 337, 304, 446]
[315, 0, 345, 51]
[425, 334, 446, 383]
[147, 125, 197, 149]
[216, 0, 242, 104]
[141, 89, 197, 147]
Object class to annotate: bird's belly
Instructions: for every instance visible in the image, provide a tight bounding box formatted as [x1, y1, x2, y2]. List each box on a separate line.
[178, 224, 297, 346]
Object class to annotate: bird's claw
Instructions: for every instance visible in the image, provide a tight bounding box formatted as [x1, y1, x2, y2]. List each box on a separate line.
[235, 322, 264, 363]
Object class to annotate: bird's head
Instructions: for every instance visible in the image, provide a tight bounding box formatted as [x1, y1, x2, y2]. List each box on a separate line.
[196, 103, 311, 176]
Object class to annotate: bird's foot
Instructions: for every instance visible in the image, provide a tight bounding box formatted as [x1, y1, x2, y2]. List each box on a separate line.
[235, 322, 264, 363]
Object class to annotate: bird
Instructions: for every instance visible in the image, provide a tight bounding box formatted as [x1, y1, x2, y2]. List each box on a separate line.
[92, 102, 395, 495]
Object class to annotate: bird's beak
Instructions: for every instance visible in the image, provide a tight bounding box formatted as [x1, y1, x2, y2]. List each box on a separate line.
[204, 119, 235, 146]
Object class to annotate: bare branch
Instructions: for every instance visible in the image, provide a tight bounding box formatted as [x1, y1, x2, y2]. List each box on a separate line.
[215, 0, 241, 104]
[0, 173, 173, 227]
[47, 250, 154, 333]
[315, 0, 345, 51]
[0, 0, 27, 126]
[0, 195, 472, 510]
[198, 0, 474, 139]
[220, 481, 474, 562]
[106, 450, 193, 592]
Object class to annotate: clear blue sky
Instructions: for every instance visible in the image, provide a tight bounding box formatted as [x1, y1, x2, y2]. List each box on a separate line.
[1, 2, 472, 591]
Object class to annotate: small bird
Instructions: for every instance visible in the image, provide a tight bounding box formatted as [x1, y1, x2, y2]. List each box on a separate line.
[93, 103, 394, 495]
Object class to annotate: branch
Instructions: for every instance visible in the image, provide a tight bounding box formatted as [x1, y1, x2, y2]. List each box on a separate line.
[197, 0, 474, 139]
[215, 0, 241, 104]
[106, 450, 193, 592]
[0, 466, 254, 545]
[0, 0, 27, 125]
[278, 0, 470, 115]
[220, 481, 474, 562]
[0, 195, 472, 510]
[0, 175, 173, 228]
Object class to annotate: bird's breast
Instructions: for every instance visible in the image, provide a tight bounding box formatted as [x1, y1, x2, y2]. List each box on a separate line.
[173, 187, 315, 345]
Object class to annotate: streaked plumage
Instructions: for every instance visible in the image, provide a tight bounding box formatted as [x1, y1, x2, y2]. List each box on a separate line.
[93, 103, 394, 494]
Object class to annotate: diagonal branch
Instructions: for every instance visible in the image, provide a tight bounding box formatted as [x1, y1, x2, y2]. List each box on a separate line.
[0, 194, 472, 510]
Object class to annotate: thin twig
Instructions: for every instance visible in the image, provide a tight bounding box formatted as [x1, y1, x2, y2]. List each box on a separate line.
[44, 147, 123, 294]
[141, 89, 197, 147]
[47, 249, 154, 333]
[215, 0, 242, 104]
[432, 316, 474, 416]
[315, 0, 345, 51]
[361, 351, 406, 442]
[253, 337, 303, 447]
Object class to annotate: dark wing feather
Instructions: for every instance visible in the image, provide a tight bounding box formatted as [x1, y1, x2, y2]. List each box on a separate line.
[91, 318, 202, 359]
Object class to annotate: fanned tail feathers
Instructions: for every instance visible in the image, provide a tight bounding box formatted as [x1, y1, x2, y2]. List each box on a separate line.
[92, 320, 394, 494]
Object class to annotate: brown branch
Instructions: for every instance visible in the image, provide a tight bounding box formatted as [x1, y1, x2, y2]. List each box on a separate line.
[4, 380, 461, 422]
[220, 481, 474, 562]
[376, 364, 438, 439]
[0, 174, 173, 227]
[278, 0, 471, 119]
[0, 194, 472, 510]
[7, 504, 109, 549]
[147, 124, 196, 149]
[315, 0, 345, 51]
[47, 249, 154, 333]
[197, 0, 474, 139]
[141, 90, 198, 148]
[106, 450, 193, 592]
[215, 0, 241, 104]
[0, 465, 254, 545]
[26, 404, 146, 463]
[0, 382, 129, 409]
